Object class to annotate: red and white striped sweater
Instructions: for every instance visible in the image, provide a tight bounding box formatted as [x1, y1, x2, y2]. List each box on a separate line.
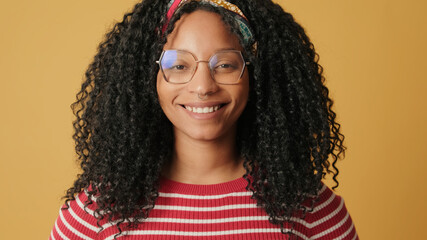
[50, 177, 358, 240]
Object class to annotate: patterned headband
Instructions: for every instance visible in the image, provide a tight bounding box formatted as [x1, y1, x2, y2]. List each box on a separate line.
[162, 0, 257, 52]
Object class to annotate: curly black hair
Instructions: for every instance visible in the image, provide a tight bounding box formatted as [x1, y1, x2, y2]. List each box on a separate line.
[64, 0, 345, 237]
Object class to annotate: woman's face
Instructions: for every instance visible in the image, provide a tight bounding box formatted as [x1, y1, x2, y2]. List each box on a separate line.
[156, 10, 249, 142]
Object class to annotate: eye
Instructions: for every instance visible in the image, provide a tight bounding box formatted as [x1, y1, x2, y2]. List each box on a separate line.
[214, 62, 238, 72]
[218, 64, 234, 69]
[171, 65, 186, 70]
[165, 63, 192, 72]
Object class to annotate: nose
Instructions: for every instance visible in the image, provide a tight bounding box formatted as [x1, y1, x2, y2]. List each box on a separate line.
[187, 61, 219, 96]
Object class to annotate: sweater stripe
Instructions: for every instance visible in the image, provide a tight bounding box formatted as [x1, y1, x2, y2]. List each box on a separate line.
[66, 205, 99, 232]
[104, 228, 309, 240]
[50, 178, 358, 240]
[335, 221, 356, 240]
[292, 197, 344, 228]
[153, 203, 257, 211]
[311, 211, 350, 239]
[50, 231, 55, 240]
[54, 219, 70, 240]
[59, 208, 93, 240]
[158, 191, 253, 199]
[142, 216, 269, 223]
[352, 231, 359, 240]
[311, 190, 335, 213]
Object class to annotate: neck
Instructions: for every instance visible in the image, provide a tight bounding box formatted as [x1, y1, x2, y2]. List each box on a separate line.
[162, 127, 245, 184]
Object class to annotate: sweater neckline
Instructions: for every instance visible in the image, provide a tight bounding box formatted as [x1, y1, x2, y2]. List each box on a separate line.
[159, 176, 249, 195]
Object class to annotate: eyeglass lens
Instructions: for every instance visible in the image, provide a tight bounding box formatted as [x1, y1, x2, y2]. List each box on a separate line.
[159, 50, 245, 84]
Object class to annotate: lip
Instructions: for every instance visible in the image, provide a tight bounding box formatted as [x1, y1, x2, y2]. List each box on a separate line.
[179, 101, 228, 108]
[178, 101, 229, 120]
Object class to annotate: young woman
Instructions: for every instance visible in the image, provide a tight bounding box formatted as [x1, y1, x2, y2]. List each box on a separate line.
[50, 0, 358, 239]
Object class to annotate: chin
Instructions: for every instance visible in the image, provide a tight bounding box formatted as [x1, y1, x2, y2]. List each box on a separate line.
[175, 126, 230, 142]
[189, 130, 222, 141]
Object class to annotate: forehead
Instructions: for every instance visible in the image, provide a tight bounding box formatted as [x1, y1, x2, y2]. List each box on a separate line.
[163, 10, 242, 56]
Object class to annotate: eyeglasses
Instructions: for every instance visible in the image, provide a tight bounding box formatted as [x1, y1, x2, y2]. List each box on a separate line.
[156, 50, 249, 85]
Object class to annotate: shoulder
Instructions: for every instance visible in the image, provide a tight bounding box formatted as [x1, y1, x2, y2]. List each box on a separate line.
[297, 184, 359, 240]
[49, 190, 101, 240]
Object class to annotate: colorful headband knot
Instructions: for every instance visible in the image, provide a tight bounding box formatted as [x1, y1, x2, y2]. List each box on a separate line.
[163, 0, 257, 53]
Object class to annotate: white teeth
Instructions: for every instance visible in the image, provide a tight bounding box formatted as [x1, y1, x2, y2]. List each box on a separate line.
[184, 105, 222, 114]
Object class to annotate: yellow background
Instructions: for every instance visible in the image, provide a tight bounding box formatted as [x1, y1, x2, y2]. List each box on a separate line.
[1, 0, 426, 239]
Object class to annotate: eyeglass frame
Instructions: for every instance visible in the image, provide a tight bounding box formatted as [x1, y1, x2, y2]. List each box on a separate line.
[156, 49, 250, 85]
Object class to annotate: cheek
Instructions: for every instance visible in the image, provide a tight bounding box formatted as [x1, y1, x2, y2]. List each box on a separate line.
[156, 71, 181, 119]
[229, 81, 249, 120]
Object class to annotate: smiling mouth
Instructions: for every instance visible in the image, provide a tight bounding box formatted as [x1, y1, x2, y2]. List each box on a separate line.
[181, 104, 226, 113]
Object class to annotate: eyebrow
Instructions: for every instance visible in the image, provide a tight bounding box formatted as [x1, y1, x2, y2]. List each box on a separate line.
[166, 48, 242, 61]
[215, 47, 239, 51]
